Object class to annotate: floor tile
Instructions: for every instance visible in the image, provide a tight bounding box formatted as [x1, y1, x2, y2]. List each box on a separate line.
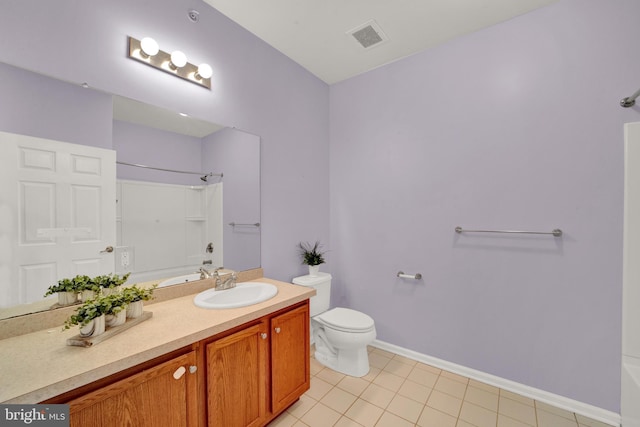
[500, 389, 534, 406]
[320, 387, 358, 414]
[575, 414, 613, 427]
[464, 385, 499, 411]
[382, 359, 413, 378]
[434, 375, 467, 399]
[440, 370, 469, 384]
[336, 376, 370, 397]
[426, 389, 463, 417]
[296, 346, 604, 427]
[316, 368, 346, 385]
[469, 379, 500, 394]
[334, 417, 363, 427]
[536, 401, 576, 420]
[407, 366, 439, 388]
[306, 377, 334, 400]
[458, 401, 498, 427]
[269, 411, 298, 427]
[300, 402, 342, 427]
[397, 378, 432, 404]
[536, 408, 579, 427]
[497, 414, 535, 427]
[287, 394, 317, 418]
[374, 411, 414, 427]
[369, 352, 392, 370]
[345, 399, 384, 427]
[372, 371, 404, 392]
[385, 394, 424, 423]
[416, 406, 457, 427]
[391, 354, 418, 366]
[360, 383, 396, 409]
[498, 396, 537, 426]
[361, 367, 381, 382]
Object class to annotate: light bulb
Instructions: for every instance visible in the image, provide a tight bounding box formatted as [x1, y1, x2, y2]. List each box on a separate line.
[140, 37, 159, 58]
[196, 63, 213, 80]
[170, 50, 187, 69]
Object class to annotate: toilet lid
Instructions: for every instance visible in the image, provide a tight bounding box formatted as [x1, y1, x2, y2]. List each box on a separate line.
[316, 308, 374, 331]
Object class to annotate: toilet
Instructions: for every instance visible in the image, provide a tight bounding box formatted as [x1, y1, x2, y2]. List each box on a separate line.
[292, 272, 376, 377]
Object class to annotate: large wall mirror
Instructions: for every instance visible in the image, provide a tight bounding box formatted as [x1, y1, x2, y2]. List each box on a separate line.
[0, 64, 261, 320]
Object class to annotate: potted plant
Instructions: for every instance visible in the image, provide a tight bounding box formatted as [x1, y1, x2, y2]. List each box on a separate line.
[94, 272, 131, 296]
[298, 241, 327, 277]
[44, 277, 81, 306]
[76, 275, 99, 302]
[103, 292, 129, 327]
[122, 284, 157, 318]
[63, 298, 108, 337]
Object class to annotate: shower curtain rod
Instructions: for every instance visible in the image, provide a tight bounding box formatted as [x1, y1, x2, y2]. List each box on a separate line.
[116, 161, 223, 181]
[621, 87, 640, 108]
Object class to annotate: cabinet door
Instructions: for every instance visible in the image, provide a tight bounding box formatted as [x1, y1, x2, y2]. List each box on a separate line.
[67, 351, 198, 427]
[206, 322, 268, 427]
[271, 303, 310, 414]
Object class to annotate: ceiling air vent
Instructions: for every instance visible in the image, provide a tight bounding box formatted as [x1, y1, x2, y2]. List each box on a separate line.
[348, 20, 387, 49]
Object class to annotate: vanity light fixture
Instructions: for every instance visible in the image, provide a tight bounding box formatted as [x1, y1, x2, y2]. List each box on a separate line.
[139, 37, 159, 58]
[127, 36, 212, 89]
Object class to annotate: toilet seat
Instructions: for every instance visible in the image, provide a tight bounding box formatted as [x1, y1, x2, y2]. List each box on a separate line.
[315, 307, 375, 333]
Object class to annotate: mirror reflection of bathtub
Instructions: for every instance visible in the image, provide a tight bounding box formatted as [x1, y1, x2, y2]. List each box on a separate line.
[158, 274, 204, 288]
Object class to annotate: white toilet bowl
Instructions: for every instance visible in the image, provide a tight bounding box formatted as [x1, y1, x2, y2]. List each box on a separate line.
[293, 273, 377, 377]
[312, 307, 376, 377]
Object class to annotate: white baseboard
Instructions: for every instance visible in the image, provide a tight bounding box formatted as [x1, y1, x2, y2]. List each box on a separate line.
[370, 339, 621, 427]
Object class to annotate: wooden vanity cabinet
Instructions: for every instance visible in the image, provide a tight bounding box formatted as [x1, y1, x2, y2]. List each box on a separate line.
[44, 300, 310, 427]
[65, 350, 199, 427]
[206, 301, 310, 427]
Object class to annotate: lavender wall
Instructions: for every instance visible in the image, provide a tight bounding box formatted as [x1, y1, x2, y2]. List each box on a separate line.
[0, 62, 113, 148]
[329, 0, 640, 412]
[113, 120, 204, 186]
[0, 0, 330, 281]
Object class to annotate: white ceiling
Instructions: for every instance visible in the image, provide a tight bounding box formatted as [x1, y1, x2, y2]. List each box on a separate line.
[203, 0, 558, 84]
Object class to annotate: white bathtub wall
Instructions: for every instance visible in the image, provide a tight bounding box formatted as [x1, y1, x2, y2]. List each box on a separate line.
[623, 121, 640, 427]
[117, 180, 222, 283]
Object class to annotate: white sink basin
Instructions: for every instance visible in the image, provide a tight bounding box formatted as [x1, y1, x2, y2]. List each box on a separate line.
[193, 282, 278, 309]
[158, 273, 202, 288]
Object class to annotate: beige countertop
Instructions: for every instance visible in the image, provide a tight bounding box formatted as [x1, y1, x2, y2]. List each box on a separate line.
[0, 277, 314, 404]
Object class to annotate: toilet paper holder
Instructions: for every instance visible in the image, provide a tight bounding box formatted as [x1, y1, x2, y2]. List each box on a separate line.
[397, 271, 422, 280]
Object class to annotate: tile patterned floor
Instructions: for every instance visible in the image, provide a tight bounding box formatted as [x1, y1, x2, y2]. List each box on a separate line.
[268, 347, 612, 427]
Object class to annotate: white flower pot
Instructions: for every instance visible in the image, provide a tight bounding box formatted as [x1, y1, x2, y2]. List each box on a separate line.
[308, 265, 320, 277]
[80, 314, 106, 337]
[126, 300, 144, 319]
[102, 286, 120, 296]
[57, 291, 77, 306]
[80, 289, 96, 302]
[106, 309, 127, 327]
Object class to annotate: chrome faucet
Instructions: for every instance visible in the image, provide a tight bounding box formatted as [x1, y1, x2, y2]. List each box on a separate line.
[214, 269, 237, 291]
[198, 266, 213, 280]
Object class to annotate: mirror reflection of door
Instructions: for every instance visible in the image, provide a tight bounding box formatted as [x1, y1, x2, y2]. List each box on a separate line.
[0, 131, 116, 307]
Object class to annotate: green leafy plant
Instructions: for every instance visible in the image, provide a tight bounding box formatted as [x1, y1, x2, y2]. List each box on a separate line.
[93, 272, 131, 290]
[122, 284, 157, 303]
[298, 241, 327, 266]
[43, 275, 93, 297]
[63, 292, 129, 330]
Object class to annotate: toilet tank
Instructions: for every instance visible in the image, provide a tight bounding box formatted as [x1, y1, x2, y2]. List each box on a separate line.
[292, 272, 331, 317]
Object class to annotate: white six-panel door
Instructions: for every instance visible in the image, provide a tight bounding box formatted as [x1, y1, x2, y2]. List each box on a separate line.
[0, 131, 116, 307]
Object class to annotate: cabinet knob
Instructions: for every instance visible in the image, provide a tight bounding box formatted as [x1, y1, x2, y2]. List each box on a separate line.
[274, 327, 281, 334]
[189, 365, 197, 374]
[260, 333, 268, 340]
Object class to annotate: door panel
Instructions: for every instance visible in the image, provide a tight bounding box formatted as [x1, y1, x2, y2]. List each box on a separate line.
[0, 131, 116, 307]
